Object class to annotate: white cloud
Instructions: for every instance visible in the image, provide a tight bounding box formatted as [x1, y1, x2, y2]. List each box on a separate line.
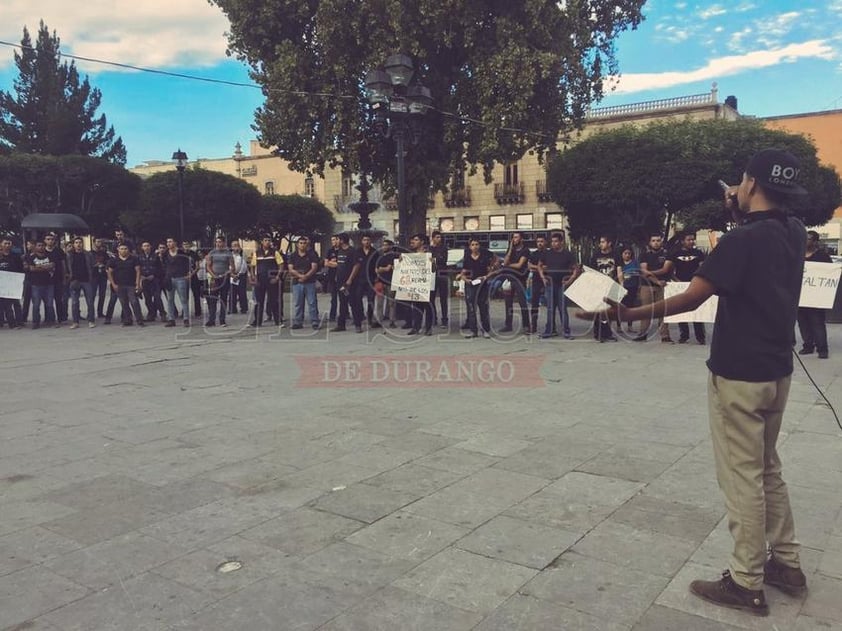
[698, 5, 727, 19]
[0, 0, 230, 72]
[612, 40, 837, 93]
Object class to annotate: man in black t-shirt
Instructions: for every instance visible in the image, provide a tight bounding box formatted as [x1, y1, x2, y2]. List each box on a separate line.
[329, 234, 364, 332]
[796, 230, 833, 358]
[357, 235, 379, 327]
[578, 149, 809, 616]
[588, 235, 620, 342]
[91, 238, 112, 318]
[162, 237, 192, 327]
[637, 233, 674, 342]
[287, 236, 321, 329]
[0, 237, 23, 328]
[374, 240, 399, 326]
[24, 240, 58, 328]
[182, 242, 203, 318]
[43, 233, 67, 322]
[429, 231, 449, 328]
[458, 238, 495, 337]
[669, 231, 707, 344]
[107, 244, 145, 326]
[65, 237, 97, 328]
[538, 232, 579, 339]
[323, 235, 347, 322]
[497, 231, 531, 334]
[528, 236, 547, 334]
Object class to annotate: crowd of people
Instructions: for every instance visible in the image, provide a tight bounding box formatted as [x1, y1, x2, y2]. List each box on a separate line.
[0, 225, 831, 356]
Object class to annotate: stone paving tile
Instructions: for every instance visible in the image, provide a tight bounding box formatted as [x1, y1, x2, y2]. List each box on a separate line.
[279, 460, 384, 492]
[375, 430, 461, 455]
[42, 531, 192, 590]
[239, 506, 364, 557]
[363, 463, 466, 496]
[40, 500, 171, 547]
[450, 434, 533, 457]
[332, 444, 423, 474]
[393, 547, 538, 614]
[40, 571, 212, 631]
[572, 519, 699, 577]
[474, 594, 631, 631]
[504, 472, 644, 533]
[575, 452, 674, 483]
[493, 442, 598, 479]
[405, 467, 549, 528]
[455, 514, 581, 570]
[793, 614, 842, 630]
[819, 549, 842, 580]
[522, 552, 670, 628]
[0, 499, 78, 538]
[318, 585, 483, 631]
[0, 525, 82, 577]
[610, 494, 724, 543]
[310, 483, 425, 524]
[198, 458, 299, 490]
[655, 560, 802, 629]
[631, 604, 743, 630]
[0, 565, 90, 630]
[411, 446, 500, 475]
[346, 510, 469, 563]
[802, 573, 842, 623]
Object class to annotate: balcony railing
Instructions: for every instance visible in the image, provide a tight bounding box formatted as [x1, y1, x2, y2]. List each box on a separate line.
[493, 182, 525, 205]
[535, 180, 553, 202]
[444, 186, 472, 208]
[587, 91, 715, 119]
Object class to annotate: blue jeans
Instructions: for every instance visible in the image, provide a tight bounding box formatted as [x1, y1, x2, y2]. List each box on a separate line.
[166, 278, 189, 322]
[31, 284, 56, 325]
[543, 283, 570, 336]
[70, 281, 95, 323]
[292, 282, 319, 326]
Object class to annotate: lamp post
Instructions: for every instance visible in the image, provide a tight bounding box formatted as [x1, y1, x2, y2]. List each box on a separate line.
[365, 54, 432, 245]
[172, 149, 188, 242]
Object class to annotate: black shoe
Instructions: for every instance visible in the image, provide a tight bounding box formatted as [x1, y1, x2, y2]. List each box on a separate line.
[632, 334, 647, 342]
[291, 324, 304, 329]
[370, 322, 382, 329]
[205, 322, 215, 327]
[424, 329, 432, 336]
[818, 351, 829, 359]
[798, 347, 814, 355]
[689, 570, 768, 617]
[697, 339, 706, 345]
[407, 329, 419, 335]
[678, 338, 689, 344]
[764, 557, 807, 595]
[330, 326, 347, 332]
[355, 325, 363, 333]
[165, 320, 176, 327]
[122, 321, 133, 327]
[136, 321, 145, 327]
[500, 325, 513, 333]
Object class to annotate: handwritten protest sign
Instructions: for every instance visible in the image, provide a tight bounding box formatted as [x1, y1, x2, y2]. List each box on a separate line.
[393, 253, 432, 302]
[0, 271, 24, 301]
[563, 266, 627, 312]
[799, 261, 842, 309]
[663, 282, 719, 323]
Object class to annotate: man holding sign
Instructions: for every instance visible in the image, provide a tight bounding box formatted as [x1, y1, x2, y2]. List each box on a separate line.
[0, 237, 24, 328]
[577, 149, 809, 617]
[796, 230, 832, 358]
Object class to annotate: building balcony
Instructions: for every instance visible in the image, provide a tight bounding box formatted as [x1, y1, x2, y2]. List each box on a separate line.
[536, 180, 553, 202]
[493, 182, 525, 205]
[444, 186, 472, 208]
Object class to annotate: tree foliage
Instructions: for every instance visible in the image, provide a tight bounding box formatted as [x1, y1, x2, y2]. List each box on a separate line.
[0, 153, 141, 235]
[0, 21, 126, 164]
[250, 194, 335, 242]
[125, 168, 262, 242]
[210, 0, 645, 237]
[548, 118, 842, 242]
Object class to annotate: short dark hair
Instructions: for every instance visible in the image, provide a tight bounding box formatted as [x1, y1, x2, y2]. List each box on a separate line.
[649, 231, 663, 239]
[411, 233, 427, 243]
[550, 232, 564, 241]
[598, 234, 614, 243]
[807, 230, 820, 241]
[431, 230, 442, 238]
[338, 233, 350, 244]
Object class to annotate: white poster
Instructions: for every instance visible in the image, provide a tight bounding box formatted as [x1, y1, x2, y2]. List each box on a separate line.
[563, 266, 627, 312]
[0, 271, 24, 301]
[799, 261, 842, 309]
[663, 282, 719, 323]
[393, 253, 433, 302]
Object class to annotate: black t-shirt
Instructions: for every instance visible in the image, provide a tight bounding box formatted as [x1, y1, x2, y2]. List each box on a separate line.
[335, 246, 363, 285]
[807, 248, 833, 264]
[69, 251, 90, 282]
[640, 248, 669, 286]
[529, 249, 546, 285]
[462, 250, 494, 280]
[696, 211, 806, 382]
[164, 250, 192, 279]
[108, 255, 139, 286]
[504, 244, 530, 280]
[287, 249, 320, 284]
[92, 249, 111, 276]
[359, 247, 378, 284]
[669, 247, 706, 282]
[0, 252, 23, 273]
[324, 247, 339, 281]
[25, 253, 55, 286]
[430, 244, 448, 270]
[589, 250, 620, 280]
[376, 251, 399, 284]
[45, 247, 64, 282]
[540, 248, 577, 286]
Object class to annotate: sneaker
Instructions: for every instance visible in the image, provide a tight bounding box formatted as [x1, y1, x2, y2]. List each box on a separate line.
[291, 324, 304, 329]
[540, 332, 557, 339]
[407, 328, 419, 335]
[389, 321, 397, 329]
[632, 334, 647, 342]
[355, 325, 364, 333]
[165, 321, 176, 328]
[278, 322, 286, 329]
[463, 331, 478, 338]
[678, 338, 689, 344]
[330, 326, 347, 332]
[136, 321, 145, 327]
[439, 322, 448, 329]
[562, 332, 573, 340]
[88, 322, 96, 328]
[205, 321, 215, 327]
[122, 321, 133, 327]
[661, 337, 674, 344]
[689, 570, 768, 617]
[183, 319, 190, 327]
[312, 323, 320, 330]
[70, 322, 79, 329]
[481, 331, 491, 339]
[220, 322, 228, 328]
[818, 351, 829, 359]
[697, 339, 706, 345]
[764, 557, 807, 595]
[798, 347, 814, 355]
[424, 329, 432, 336]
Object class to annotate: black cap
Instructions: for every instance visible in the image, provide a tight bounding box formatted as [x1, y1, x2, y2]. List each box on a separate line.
[745, 149, 807, 196]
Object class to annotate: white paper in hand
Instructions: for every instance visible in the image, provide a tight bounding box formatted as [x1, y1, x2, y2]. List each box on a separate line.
[564, 266, 627, 312]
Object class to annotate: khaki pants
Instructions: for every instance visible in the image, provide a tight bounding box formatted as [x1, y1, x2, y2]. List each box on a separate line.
[638, 285, 670, 339]
[707, 372, 800, 590]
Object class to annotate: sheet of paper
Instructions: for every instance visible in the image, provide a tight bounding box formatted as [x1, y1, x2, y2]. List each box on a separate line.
[0, 271, 24, 301]
[393, 253, 432, 302]
[799, 261, 842, 309]
[663, 282, 719, 323]
[563, 266, 627, 312]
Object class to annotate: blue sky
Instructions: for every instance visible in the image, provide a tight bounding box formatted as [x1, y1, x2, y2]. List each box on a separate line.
[2, 0, 841, 167]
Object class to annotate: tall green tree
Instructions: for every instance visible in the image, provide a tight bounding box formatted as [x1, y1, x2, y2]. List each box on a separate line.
[548, 118, 842, 242]
[125, 168, 262, 242]
[0, 22, 126, 164]
[251, 195, 335, 244]
[210, 0, 645, 238]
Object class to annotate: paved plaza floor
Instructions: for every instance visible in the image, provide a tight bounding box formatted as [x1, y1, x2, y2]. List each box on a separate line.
[1, 298, 841, 630]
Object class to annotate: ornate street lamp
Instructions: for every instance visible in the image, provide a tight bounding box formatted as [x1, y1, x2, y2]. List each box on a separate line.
[365, 55, 432, 245]
[171, 148, 188, 242]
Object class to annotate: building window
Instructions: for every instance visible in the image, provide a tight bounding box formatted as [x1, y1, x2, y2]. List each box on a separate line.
[440, 217, 455, 232]
[265, 181, 275, 195]
[504, 163, 519, 186]
[464, 216, 480, 231]
[545, 212, 563, 230]
[489, 215, 506, 230]
[304, 177, 315, 198]
[516, 213, 533, 230]
[342, 174, 354, 198]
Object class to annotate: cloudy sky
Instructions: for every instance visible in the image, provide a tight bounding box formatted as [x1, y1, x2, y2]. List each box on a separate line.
[1, 0, 841, 166]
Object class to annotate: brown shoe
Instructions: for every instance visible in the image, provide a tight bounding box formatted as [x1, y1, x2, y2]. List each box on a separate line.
[764, 557, 807, 595]
[689, 570, 768, 617]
